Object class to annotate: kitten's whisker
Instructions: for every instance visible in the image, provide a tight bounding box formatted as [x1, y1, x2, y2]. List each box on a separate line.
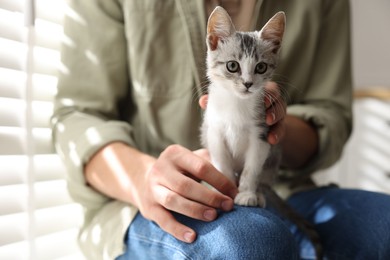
[191, 78, 210, 111]
[264, 90, 287, 122]
[272, 73, 302, 104]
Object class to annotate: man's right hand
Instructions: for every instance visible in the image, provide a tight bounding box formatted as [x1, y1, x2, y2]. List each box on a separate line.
[85, 142, 237, 243]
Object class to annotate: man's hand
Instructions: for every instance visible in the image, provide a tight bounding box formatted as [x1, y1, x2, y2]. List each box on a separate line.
[85, 143, 237, 244]
[137, 145, 237, 243]
[264, 82, 287, 145]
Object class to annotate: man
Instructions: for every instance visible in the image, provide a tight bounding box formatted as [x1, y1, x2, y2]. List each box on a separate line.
[52, 1, 390, 259]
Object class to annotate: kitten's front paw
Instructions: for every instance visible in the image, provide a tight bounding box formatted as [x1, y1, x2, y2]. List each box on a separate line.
[234, 191, 258, 207]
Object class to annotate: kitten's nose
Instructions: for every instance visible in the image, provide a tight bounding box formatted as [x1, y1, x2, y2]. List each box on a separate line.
[243, 82, 253, 89]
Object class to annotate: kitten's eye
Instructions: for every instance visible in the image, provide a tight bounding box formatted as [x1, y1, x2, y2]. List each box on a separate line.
[226, 61, 240, 73]
[255, 62, 267, 74]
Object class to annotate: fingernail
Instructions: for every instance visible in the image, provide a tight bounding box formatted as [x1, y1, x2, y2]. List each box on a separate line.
[221, 200, 233, 211]
[267, 112, 276, 125]
[203, 209, 216, 221]
[184, 231, 195, 243]
[273, 133, 278, 143]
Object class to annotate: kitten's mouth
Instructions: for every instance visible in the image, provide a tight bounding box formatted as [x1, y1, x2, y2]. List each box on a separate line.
[243, 89, 254, 94]
[236, 89, 253, 98]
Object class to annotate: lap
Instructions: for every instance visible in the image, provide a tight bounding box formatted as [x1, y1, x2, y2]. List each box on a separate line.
[117, 187, 390, 260]
[117, 206, 299, 260]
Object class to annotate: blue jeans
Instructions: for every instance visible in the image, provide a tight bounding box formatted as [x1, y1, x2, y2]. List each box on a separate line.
[116, 187, 390, 260]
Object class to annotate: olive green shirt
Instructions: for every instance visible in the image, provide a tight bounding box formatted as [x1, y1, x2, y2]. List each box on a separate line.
[52, 0, 352, 258]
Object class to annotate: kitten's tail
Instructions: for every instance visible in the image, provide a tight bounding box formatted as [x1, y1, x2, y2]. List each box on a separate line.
[260, 184, 324, 260]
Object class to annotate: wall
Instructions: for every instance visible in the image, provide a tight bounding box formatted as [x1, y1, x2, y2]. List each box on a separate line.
[314, 1, 390, 193]
[351, 0, 390, 88]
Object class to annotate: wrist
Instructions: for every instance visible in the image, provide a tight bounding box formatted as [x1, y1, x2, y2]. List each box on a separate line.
[85, 142, 155, 205]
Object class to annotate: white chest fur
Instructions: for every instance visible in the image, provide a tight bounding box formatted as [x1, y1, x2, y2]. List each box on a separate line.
[201, 81, 271, 206]
[203, 83, 265, 168]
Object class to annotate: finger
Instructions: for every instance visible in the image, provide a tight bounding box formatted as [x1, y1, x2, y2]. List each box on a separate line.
[266, 107, 277, 125]
[266, 99, 287, 126]
[265, 87, 286, 126]
[162, 145, 238, 199]
[267, 119, 286, 145]
[198, 95, 208, 110]
[183, 152, 237, 198]
[193, 148, 210, 161]
[158, 169, 234, 211]
[266, 105, 285, 125]
[154, 185, 219, 221]
[264, 82, 280, 109]
[151, 205, 197, 243]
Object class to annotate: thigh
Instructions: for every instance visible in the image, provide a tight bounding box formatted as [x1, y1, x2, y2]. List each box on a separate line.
[117, 206, 299, 260]
[288, 187, 390, 260]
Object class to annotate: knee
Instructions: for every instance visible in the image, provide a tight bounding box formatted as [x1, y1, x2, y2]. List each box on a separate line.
[198, 206, 299, 260]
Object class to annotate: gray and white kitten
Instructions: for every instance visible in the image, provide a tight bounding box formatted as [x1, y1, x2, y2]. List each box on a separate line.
[201, 7, 323, 259]
[201, 6, 285, 207]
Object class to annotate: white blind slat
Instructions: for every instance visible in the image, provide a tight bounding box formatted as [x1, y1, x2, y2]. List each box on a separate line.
[33, 100, 53, 128]
[0, 185, 28, 215]
[33, 128, 54, 154]
[0, 127, 25, 155]
[0, 97, 25, 127]
[0, 68, 25, 98]
[0, 38, 26, 71]
[35, 18, 63, 50]
[0, 0, 24, 12]
[36, 229, 84, 260]
[0, 9, 24, 42]
[0, 241, 29, 260]
[36, 0, 66, 25]
[35, 204, 83, 237]
[33, 46, 60, 76]
[34, 154, 67, 181]
[35, 180, 74, 209]
[0, 213, 28, 246]
[0, 155, 27, 185]
[33, 73, 57, 101]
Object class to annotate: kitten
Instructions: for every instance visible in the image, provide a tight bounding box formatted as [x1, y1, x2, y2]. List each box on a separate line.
[201, 7, 323, 259]
[201, 6, 284, 208]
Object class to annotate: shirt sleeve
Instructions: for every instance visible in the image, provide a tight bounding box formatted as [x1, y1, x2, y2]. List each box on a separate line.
[282, 0, 353, 177]
[51, 0, 136, 205]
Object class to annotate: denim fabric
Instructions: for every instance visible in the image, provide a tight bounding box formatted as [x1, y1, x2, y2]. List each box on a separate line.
[116, 187, 390, 260]
[287, 187, 390, 260]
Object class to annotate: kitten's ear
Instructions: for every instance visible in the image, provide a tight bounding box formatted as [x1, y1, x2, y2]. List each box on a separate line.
[207, 6, 236, 51]
[260, 12, 286, 53]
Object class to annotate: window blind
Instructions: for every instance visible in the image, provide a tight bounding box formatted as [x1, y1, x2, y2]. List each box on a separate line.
[0, 0, 84, 259]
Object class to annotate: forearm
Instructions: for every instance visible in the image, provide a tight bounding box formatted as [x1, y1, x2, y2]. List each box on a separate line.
[280, 115, 319, 169]
[84, 142, 155, 206]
